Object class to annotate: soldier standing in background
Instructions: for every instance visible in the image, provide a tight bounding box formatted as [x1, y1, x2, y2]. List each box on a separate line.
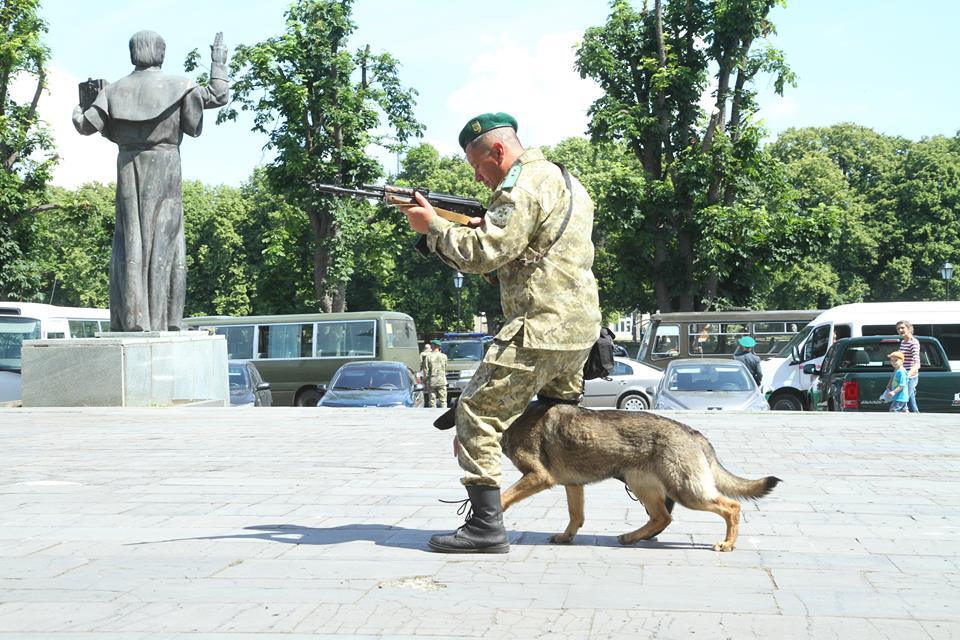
[404, 112, 601, 554]
[420, 342, 432, 376]
[425, 340, 448, 409]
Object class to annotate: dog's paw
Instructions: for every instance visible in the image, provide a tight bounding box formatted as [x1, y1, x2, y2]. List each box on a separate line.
[549, 533, 574, 544]
[617, 534, 637, 546]
[712, 541, 735, 552]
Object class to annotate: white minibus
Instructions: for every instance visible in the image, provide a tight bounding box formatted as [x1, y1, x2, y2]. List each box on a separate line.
[763, 302, 960, 410]
[0, 302, 111, 402]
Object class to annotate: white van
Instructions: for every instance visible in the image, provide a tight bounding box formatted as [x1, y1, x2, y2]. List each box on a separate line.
[0, 302, 110, 402]
[763, 302, 960, 410]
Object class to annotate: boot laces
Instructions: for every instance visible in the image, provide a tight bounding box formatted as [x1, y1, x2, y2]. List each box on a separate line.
[438, 497, 473, 523]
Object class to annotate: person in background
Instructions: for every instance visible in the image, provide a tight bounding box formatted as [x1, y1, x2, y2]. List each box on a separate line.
[896, 320, 921, 413]
[885, 351, 910, 413]
[425, 340, 448, 409]
[734, 336, 764, 387]
[420, 342, 432, 375]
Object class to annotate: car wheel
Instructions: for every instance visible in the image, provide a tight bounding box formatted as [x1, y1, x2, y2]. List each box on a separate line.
[618, 393, 649, 411]
[295, 388, 322, 407]
[770, 392, 804, 411]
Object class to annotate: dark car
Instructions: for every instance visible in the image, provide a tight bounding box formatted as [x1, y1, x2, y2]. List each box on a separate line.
[228, 360, 273, 407]
[807, 336, 960, 413]
[317, 361, 425, 408]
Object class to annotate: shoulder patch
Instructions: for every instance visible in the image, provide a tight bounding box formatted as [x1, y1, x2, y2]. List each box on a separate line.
[498, 163, 522, 191]
[486, 203, 514, 228]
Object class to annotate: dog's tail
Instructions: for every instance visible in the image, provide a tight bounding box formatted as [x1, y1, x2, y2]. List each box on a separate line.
[696, 433, 781, 500]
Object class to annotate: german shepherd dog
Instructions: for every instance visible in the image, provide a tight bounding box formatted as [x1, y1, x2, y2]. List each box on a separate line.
[498, 402, 781, 551]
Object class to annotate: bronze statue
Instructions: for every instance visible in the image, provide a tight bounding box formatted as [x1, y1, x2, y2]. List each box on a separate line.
[72, 31, 229, 331]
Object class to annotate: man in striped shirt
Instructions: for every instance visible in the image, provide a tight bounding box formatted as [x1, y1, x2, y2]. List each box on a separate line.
[896, 320, 921, 413]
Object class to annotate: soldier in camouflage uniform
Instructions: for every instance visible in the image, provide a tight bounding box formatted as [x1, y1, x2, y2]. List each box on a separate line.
[425, 340, 448, 408]
[404, 112, 601, 553]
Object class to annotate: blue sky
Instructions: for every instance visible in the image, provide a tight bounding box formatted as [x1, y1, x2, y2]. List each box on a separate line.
[32, 0, 960, 188]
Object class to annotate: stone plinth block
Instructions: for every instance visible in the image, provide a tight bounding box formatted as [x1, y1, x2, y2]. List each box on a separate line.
[21, 331, 228, 407]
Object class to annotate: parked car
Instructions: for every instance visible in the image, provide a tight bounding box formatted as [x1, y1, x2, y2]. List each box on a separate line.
[228, 360, 272, 407]
[581, 356, 663, 411]
[806, 335, 960, 413]
[651, 358, 768, 411]
[317, 361, 424, 408]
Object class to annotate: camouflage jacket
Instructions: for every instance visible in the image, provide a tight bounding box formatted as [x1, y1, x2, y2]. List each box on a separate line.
[425, 351, 447, 384]
[426, 148, 601, 350]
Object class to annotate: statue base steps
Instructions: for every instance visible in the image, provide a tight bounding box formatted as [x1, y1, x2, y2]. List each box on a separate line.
[21, 331, 228, 407]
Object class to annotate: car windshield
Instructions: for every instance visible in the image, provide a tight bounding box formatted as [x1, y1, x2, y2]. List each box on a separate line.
[331, 366, 407, 390]
[228, 365, 249, 390]
[667, 364, 753, 392]
[778, 323, 813, 358]
[441, 341, 484, 360]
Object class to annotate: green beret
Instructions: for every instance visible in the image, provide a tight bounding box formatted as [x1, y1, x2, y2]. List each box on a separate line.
[458, 112, 518, 150]
[430, 339, 442, 346]
[738, 336, 757, 348]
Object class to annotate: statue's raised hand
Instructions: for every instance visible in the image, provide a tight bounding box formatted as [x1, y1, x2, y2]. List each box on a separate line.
[210, 32, 227, 65]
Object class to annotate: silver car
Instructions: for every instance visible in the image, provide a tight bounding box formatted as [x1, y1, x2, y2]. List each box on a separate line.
[582, 356, 664, 411]
[652, 358, 768, 411]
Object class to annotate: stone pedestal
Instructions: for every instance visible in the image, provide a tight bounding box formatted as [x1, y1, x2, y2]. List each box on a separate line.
[21, 331, 228, 407]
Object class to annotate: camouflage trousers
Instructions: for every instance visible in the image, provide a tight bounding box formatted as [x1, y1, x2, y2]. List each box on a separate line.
[455, 337, 591, 487]
[426, 382, 447, 408]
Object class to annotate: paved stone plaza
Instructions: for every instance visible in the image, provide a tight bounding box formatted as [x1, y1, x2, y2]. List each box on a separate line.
[0, 407, 957, 639]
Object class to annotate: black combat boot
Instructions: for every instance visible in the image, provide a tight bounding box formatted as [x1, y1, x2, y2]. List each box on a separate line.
[428, 485, 509, 554]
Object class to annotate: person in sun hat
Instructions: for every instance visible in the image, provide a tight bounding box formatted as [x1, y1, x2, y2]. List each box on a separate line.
[402, 112, 601, 554]
[734, 335, 763, 386]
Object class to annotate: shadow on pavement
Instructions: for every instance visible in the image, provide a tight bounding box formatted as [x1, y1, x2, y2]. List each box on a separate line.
[128, 523, 712, 551]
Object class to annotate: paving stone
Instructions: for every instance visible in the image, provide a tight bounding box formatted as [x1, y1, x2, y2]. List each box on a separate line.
[0, 407, 957, 638]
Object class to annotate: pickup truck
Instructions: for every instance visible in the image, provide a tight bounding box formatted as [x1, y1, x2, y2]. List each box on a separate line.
[806, 335, 960, 413]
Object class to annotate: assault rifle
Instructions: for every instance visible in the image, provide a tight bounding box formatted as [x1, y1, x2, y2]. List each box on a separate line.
[312, 183, 486, 226]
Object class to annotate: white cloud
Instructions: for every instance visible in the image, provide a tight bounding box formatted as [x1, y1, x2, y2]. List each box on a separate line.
[447, 32, 602, 148]
[11, 66, 116, 188]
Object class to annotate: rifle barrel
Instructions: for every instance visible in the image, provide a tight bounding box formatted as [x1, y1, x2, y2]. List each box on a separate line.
[312, 183, 385, 200]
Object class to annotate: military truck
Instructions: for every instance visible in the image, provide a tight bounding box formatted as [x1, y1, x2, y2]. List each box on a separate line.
[438, 332, 492, 399]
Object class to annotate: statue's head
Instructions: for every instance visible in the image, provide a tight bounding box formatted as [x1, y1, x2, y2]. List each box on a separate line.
[129, 30, 166, 68]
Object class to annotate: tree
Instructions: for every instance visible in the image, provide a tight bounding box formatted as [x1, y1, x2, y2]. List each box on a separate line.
[0, 0, 58, 299]
[766, 124, 960, 304]
[576, 0, 800, 311]
[26, 183, 114, 307]
[219, 0, 422, 312]
[342, 143, 500, 333]
[181, 181, 258, 316]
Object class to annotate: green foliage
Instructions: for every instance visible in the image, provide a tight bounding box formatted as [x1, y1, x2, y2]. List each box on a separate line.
[765, 124, 960, 305]
[0, 0, 58, 299]
[27, 183, 114, 307]
[222, 0, 422, 312]
[344, 142, 498, 333]
[575, 0, 807, 311]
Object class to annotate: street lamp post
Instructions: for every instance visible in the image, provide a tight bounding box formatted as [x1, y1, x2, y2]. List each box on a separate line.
[941, 261, 954, 300]
[453, 271, 464, 330]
